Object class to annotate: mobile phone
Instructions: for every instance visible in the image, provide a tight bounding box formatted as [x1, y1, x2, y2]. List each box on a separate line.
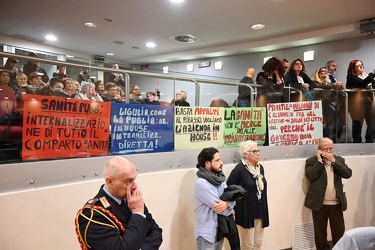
[318, 147, 324, 159]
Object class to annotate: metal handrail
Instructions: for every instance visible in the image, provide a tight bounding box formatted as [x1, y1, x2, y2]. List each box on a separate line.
[282, 86, 303, 102]
[0, 51, 262, 107]
[314, 88, 348, 142]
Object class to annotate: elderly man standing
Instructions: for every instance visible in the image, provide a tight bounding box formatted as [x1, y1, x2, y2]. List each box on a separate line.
[194, 147, 236, 250]
[75, 156, 163, 250]
[304, 138, 352, 250]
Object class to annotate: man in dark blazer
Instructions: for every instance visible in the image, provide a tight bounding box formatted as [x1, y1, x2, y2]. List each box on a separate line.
[75, 156, 163, 250]
[304, 138, 352, 250]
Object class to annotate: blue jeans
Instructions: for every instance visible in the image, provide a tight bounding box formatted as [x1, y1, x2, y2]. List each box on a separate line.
[196, 236, 224, 250]
[301, 88, 314, 101]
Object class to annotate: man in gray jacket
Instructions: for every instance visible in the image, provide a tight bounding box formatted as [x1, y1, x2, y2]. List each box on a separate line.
[304, 138, 352, 250]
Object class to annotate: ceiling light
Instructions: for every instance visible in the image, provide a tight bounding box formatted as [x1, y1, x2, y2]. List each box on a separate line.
[106, 52, 114, 56]
[85, 22, 97, 28]
[170, 0, 184, 3]
[251, 23, 265, 30]
[66, 55, 74, 58]
[45, 35, 57, 41]
[146, 42, 156, 48]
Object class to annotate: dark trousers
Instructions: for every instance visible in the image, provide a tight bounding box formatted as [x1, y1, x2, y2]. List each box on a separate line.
[348, 92, 375, 143]
[312, 204, 345, 250]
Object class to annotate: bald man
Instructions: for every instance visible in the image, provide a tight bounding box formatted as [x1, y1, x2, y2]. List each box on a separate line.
[76, 156, 163, 250]
[236, 68, 255, 107]
[304, 138, 352, 250]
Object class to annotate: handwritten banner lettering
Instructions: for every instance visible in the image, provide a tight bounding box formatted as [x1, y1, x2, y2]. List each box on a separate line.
[223, 107, 266, 147]
[267, 101, 323, 146]
[174, 107, 224, 150]
[110, 104, 174, 154]
[22, 95, 111, 160]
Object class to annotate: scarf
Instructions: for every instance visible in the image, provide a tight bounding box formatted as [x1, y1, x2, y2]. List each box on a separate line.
[242, 158, 264, 200]
[196, 166, 226, 186]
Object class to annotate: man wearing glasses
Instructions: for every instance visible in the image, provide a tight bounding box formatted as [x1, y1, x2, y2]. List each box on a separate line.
[129, 85, 142, 104]
[304, 138, 352, 250]
[101, 82, 122, 103]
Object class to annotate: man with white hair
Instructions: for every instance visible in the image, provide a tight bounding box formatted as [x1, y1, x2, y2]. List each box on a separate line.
[305, 138, 352, 250]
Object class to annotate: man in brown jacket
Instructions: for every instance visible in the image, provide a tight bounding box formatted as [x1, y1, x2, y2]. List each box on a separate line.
[304, 138, 352, 250]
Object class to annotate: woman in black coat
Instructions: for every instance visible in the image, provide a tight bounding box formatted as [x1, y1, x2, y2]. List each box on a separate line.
[227, 140, 269, 250]
[171, 90, 190, 106]
[346, 59, 375, 143]
[284, 58, 315, 102]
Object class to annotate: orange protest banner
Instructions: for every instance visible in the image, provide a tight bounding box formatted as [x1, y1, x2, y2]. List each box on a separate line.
[22, 95, 111, 160]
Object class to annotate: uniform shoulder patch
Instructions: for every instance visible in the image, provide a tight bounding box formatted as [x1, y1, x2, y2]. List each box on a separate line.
[99, 196, 111, 208]
[83, 198, 99, 209]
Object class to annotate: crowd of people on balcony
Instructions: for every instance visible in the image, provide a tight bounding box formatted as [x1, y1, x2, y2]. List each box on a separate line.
[234, 57, 375, 143]
[1, 53, 375, 144]
[0, 53, 191, 110]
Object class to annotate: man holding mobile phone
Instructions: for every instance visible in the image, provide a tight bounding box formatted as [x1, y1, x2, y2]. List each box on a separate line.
[304, 138, 352, 250]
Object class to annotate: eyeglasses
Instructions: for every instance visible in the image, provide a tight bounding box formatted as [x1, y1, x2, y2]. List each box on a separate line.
[319, 70, 327, 73]
[355, 64, 363, 68]
[295, 63, 302, 66]
[247, 150, 260, 154]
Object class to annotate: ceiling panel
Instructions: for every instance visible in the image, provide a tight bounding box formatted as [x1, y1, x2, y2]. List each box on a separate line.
[0, 0, 374, 64]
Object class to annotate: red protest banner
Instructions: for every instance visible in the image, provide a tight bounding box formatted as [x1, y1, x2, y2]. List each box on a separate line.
[22, 95, 111, 160]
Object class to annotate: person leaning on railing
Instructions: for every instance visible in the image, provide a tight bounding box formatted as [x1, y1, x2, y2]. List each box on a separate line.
[284, 59, 316, 102]
[255, 56, 285, 107]
[311, 67, 345, 142]
[346, 60, 375, 143]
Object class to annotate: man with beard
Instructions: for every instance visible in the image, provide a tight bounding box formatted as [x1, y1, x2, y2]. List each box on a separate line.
[194, 147, 236, 250]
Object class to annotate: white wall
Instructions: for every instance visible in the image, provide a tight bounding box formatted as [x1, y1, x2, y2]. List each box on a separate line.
[0, 155, 374, 250]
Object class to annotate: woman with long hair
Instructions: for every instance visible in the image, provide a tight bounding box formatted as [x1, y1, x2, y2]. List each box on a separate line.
[284, 59, 315, 102]
[346, 60, 375, 143]
[312, 67, 345, 142]
[255, 56, 285, 106]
